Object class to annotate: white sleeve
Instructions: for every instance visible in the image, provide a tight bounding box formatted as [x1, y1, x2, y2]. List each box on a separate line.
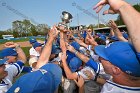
[86, 45, 100, 62]
[89, 50, 100, 62]
[29, 47, 40, 56]
[29, 47, 35, 55]
[5, 61, 24, 82]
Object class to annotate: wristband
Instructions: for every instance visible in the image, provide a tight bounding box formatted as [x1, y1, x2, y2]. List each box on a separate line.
[15, 45, 20, 49]
[74, 50, 78, 55]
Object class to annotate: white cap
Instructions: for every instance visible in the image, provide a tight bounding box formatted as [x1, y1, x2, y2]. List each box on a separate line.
[29, 57, 38, 67]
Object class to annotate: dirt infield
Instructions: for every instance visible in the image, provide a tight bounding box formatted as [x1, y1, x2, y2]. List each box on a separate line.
[0, 40, 44, 50]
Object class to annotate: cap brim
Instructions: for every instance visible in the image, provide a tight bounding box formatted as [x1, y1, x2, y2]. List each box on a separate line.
[94, 45, 109, 60]
[0, 58, 8, 65]
[41, 63, 62, 90]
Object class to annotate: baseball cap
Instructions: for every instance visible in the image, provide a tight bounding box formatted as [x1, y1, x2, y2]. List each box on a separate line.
[66, 50, 75, 64]
[69, 57, 82, 72]
[81, 31, 87, 39]
[7, 63, 62, 93]
[94, 41, 140, 77]
[29, 38, 37, 44]
[33, 42, 43, 49]
[99, 35, 106, 41]
[66, 42, 80, 64]
[51, 45, 61, 54]
[110, 36, 118, 41]
[29, 57, 38, 67]
[0, 58, 8, 65]
[96, 33, 102, 37]
[0, 48, 17, 58]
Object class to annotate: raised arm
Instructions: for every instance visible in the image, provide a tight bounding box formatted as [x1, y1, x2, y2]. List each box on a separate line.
[109, 28, 114, 37]
[36, 26, 59, 68]
[60, 32, 67, 53]
[70, 33, 88, 48]
[4, 42, 26, 63]
[60, 52, 78, 79]
[108, 20, 128, 42]
[66, 43, 89, 63]
[74, 76, 85, 93]
[94, 0, 140, 52]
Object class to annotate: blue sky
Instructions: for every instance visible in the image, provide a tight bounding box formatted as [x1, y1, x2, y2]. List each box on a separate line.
[0, 0, 140, 31]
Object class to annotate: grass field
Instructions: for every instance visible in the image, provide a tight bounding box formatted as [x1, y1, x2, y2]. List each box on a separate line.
[0, 37, 45, 44]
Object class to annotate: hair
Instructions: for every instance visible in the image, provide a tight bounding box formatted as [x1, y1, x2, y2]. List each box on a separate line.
[95, 38, 106, 45]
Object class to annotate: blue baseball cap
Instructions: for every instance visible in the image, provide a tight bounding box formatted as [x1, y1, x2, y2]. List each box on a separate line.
[7, 63, 62, 93]
[0, 58, 8, 65]
[99, 35, 106, 41]
[69, 57, 82, 72]
[66, 51, 76, 64]
[33, 42, 42, 49]
[51, 45, 61, 54]
[110, 36, 118, 41]
[29, 38, 37, 44]
[81, 31, 87, 39]
[66, 42, 80, 64]
[0, 48, 17, 58]
[94, 41, 140, 77]
[96, 33, 102, 37]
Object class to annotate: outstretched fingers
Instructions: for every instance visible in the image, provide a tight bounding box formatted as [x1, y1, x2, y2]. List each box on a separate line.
[93, 0, 107, 13]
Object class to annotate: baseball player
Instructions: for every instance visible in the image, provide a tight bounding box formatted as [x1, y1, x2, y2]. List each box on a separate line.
[0, 42, 26, 93]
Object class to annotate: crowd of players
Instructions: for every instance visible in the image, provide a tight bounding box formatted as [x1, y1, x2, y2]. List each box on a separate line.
[0, 0, 140, 93]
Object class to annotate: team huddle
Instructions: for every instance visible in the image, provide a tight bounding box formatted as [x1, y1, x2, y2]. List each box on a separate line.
[0, 0, 140, 93]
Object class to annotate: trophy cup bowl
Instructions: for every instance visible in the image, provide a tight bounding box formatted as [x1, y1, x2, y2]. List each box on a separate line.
[61, 11, 73, 24]
[57, 11, 73, 32]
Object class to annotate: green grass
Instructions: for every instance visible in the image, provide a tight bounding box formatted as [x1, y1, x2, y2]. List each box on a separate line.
[21, 47, 31, 57]
[0, 37, 45, 44]
[21, 47, 31, 66]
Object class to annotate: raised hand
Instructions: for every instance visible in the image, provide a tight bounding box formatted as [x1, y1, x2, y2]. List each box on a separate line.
[57, 23, 68, 33]
[4, 42, 19, 48]
[94, 0, 127, 15]
[86, 34, 98, 46]
[108, 20, 117, 29]
[49, 25, 59, 39]
[59, 52, 67, 62]
[65, 42, 75, 53]
[74, 76, 85, 88]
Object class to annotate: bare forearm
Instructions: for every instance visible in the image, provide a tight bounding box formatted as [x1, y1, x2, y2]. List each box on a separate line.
[113, 28, 128, 42]
[16, 46, 27, 63]
[71, 49, 89, 63]
[110, 28, 115, 36]
[119, 2, 140, 52]
[79, 86, 84, 93]
[73, 36, 88, 48]
[60, 32, 67, 53]
[62, 60, 77, 79]
[36, 37, 54, 68]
